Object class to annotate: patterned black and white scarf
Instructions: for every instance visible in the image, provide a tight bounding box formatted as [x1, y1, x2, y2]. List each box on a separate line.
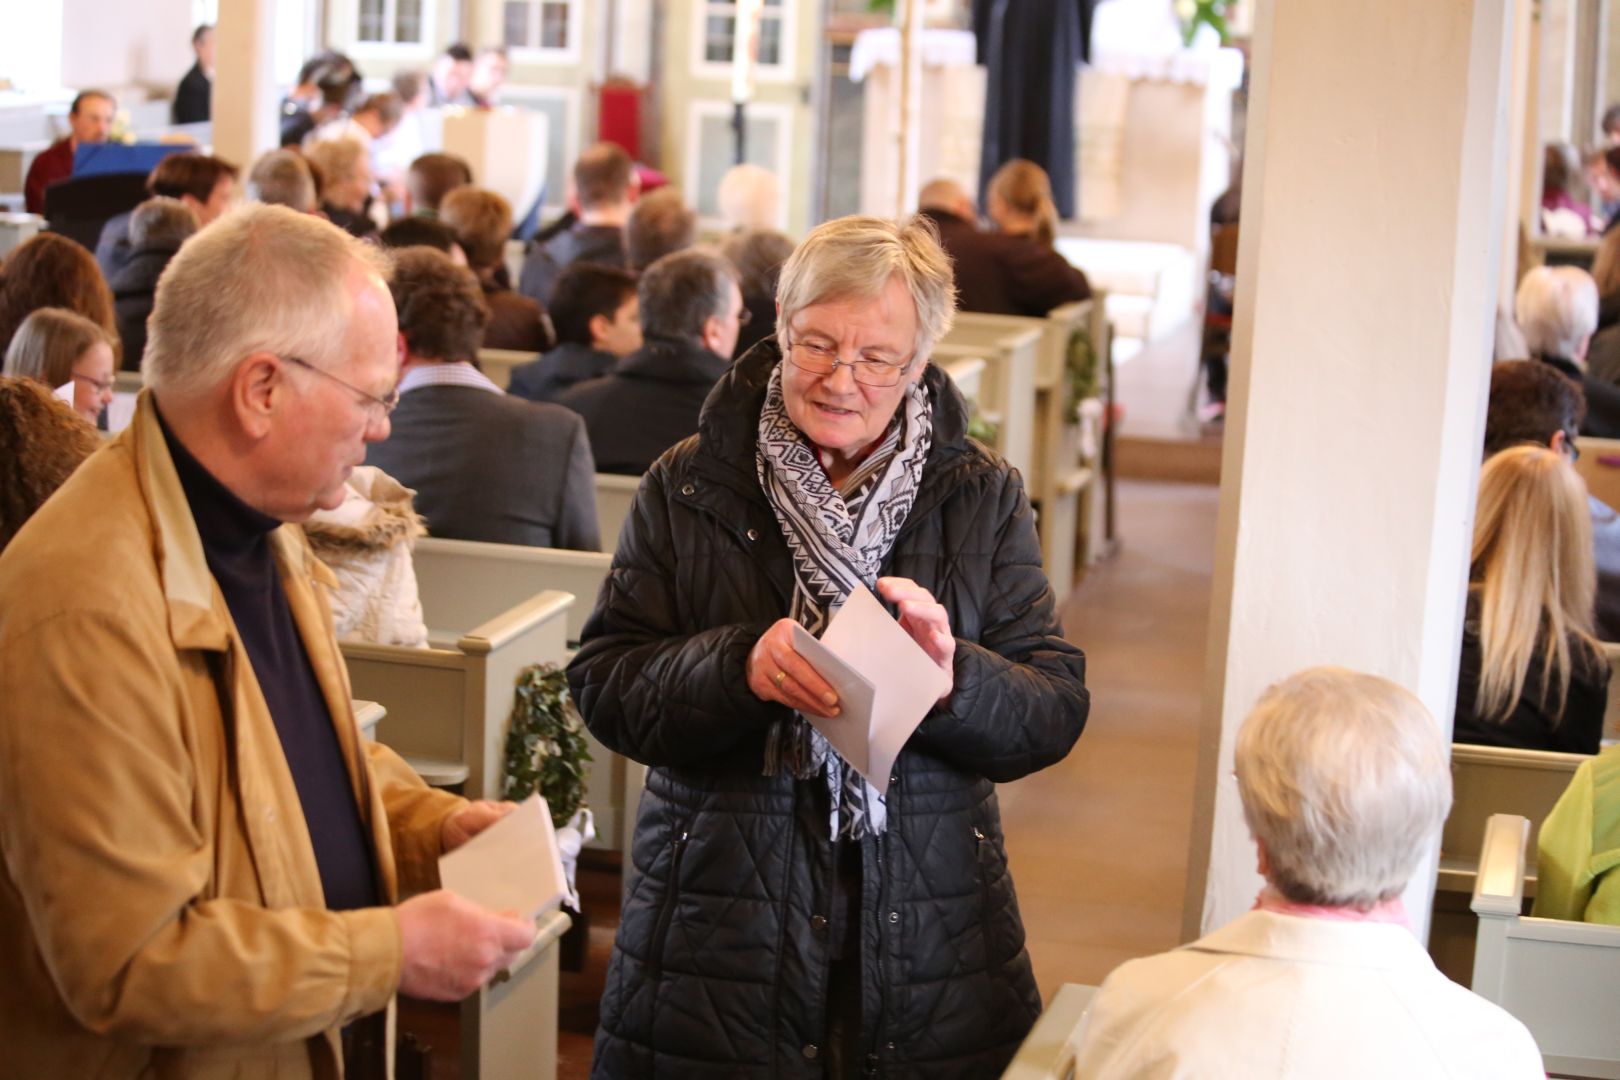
[756, 362, 932, 839]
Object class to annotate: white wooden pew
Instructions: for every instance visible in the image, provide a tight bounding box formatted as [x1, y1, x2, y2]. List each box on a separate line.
[467, 907, 572, 1080]
[353, 699, 385, 741]
[341, 587, 573, 801]
[594, 473, 641, 556]
[1439, 743, 1588, 896]
[938, 354, 986, 408]
[1472, 814, 1620, 1079]
[942, 301, 1110, 598]
[1000, 983, 1100, 1079]
[411, 536, 636, 854]
[933, 323, 1039, 484]
[1429, 743, 1587, 984]
[477, 347, 542, 392]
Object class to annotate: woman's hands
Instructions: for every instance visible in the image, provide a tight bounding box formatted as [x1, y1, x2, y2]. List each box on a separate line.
[748, 618, 842, 717]
[877, 576, 955, 701]
[749, 579, 955, 715]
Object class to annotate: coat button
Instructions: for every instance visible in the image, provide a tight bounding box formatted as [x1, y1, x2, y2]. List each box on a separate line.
[802, 1043, 819, 1060]
[680, 483, 695, 496]
[746, 527, 759, 541]
[810, 914, 828, 931]
[888, 910, 899, 924]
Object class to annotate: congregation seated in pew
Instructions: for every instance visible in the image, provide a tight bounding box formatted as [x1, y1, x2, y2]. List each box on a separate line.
[377, 214, 465, 262]
[246, 148, 320, 213]
[441, 186, 554, 352]
[721, 226, 794, 360]
[0, 232, 119, 361]
[364, 247, 600, 550]
[1485, 359, 1620, 640]
[1073, 667, 1544, 1079]
[112, 197, 199, 370]
[624, 186, 696, 272]
[403, 150, 473, 217]
[555, 248, 744, 476]
[1517, 264, 1620, 438]
[1455, 443, 1608, 755]
[3, 307, 118, 425]
[508, 263, 641, 404]
[95, 152, 239, 280]
[519, 141, 636, 307]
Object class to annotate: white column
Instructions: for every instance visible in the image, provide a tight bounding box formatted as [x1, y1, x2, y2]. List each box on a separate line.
[213, 0, 279, 170]
[1539, 0, 1578, 145]
[1501, 0, 1536, 312]
[1182, 0, 1514, 941]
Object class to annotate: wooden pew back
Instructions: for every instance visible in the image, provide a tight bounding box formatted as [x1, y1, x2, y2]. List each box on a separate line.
[1472, 814, 1620, 1078]
[595, 473, 642, 555]
[477, 347, 542, 392]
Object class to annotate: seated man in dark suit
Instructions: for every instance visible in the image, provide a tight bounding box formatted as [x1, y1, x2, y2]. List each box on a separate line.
[509, 264, 640, 403]
[518, 142, 637, 306]
[364, 248, 600, 550]
[915, 176, 1090, 317]
[555, 250, 743, 475]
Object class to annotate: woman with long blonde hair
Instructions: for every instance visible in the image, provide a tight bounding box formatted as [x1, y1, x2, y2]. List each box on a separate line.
[1455, 444, 1609, 753]
[987, 158, 1060, 248]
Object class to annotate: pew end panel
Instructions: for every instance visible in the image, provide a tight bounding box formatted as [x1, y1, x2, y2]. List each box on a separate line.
[461, 906, 572, 1080]
[1472, 814, 1620, 1079]
[477, 348, 542, 392]
[1430, 743, 1587, 986]
[1000, 982, 1100, 1080]
[594, 473, 642, 557]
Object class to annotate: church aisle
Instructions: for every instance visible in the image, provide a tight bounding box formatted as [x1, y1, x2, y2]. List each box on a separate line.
[999, 479, 1220, 1002]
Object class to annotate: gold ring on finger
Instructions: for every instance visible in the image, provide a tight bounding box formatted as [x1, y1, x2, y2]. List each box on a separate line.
[775, 670, 787, 688]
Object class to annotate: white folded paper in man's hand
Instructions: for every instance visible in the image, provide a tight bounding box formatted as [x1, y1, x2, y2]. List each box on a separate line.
[790, 583, 953, 795]
[438, 794, 570, 919]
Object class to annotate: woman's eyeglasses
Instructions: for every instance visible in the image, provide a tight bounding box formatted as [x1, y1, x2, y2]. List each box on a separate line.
[785, 339, 911, 387]
[71, 371, 115, 395]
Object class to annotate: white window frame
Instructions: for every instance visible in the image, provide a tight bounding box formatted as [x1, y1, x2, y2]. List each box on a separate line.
[689, 0, 797, 85]
[350, 0, 435, 58]
[498, 84, 584, 214]
[503, 0, 585, 66]
[683, 98, 793, 232]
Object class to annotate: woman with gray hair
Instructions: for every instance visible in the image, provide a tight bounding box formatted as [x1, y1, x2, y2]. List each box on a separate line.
[1073, 667, 1543, 1078]
[569, 215, 1088, 1077]
[1517, 264, 1620, 436]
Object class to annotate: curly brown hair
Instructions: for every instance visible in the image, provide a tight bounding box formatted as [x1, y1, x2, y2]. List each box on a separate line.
[0, 234, 117, 363]
[439, 186, 512, 271]
[388, 247, 490, 363]
[0, 376, 101, 553]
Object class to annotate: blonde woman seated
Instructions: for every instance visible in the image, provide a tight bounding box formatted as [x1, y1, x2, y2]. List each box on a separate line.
[1454, 444, 1608, 754]
[2, 307, 118, 425]
[1073, 667, 1544, 1079]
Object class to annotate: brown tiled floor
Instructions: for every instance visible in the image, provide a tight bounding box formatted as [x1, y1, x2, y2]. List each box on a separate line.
[1000, 478, 1219, 1001]
[406, 477, 1220, 1072]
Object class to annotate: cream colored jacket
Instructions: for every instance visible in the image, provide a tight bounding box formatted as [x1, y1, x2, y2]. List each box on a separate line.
[1072, 910, 1544, 1079]
[0, 394, 463, 1078]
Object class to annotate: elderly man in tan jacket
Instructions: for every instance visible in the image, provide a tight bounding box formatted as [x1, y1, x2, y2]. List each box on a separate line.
[0, 204, 536, 1078]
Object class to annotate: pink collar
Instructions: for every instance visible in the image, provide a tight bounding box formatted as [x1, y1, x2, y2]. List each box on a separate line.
[1254, 886, 1412, 931]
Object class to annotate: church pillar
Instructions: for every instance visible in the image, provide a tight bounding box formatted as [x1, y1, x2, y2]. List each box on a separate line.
[1181, 0, 1514, 940]
[213, 0, 280, 171]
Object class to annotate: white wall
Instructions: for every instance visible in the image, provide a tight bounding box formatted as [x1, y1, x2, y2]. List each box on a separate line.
[59, 0, 195, 92]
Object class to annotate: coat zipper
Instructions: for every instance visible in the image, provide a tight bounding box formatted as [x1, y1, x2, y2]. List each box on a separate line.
[646, 822, 691, 979]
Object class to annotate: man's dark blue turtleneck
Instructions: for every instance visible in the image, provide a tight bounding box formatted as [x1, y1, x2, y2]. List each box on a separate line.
[158, 407, 379, 912]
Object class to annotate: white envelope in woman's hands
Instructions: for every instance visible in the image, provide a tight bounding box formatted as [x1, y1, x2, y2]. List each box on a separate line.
[789, 584, 952, 795]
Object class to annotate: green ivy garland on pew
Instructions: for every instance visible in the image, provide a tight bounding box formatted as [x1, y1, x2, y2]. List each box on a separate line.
[502, 663, 592, 828]
[1064, 326, 1099, 423]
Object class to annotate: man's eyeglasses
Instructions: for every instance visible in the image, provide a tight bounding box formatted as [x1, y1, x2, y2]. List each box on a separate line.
[281, 356, 399, 416]
[70, 371, 115, 394]
[785, 338, 912, 387]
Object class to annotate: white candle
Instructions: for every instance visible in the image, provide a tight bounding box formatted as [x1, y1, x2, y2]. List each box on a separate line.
[731, 0, 763, 104]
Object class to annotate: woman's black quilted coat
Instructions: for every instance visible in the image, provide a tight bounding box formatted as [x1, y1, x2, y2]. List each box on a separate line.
[568, 342, 1090, 1078]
